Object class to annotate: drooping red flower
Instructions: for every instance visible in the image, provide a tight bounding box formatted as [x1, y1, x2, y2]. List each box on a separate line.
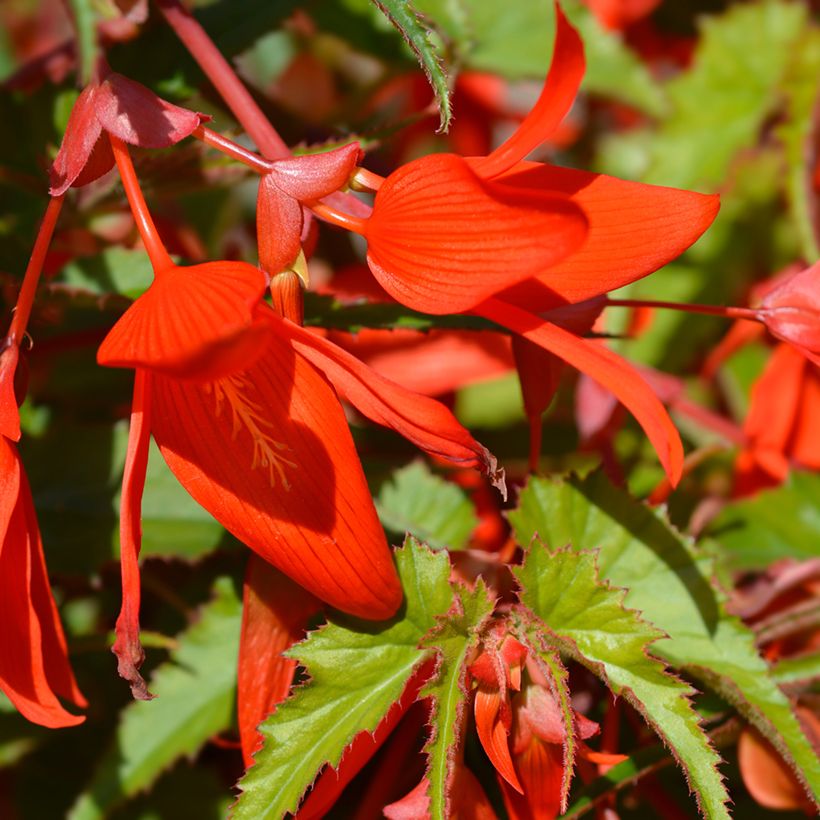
[49, 62, 206, 196]
[0, 436, 87, 727]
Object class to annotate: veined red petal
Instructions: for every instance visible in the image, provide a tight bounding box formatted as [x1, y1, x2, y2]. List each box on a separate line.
[256, 176, 304, 275]
[97, 261, 270, 380]
[491, 163, 720, 310]
[364, 153, 587, 314]
[95, 73, 205, 147]
[0, 439, 86, 727]
[112, 371, 154, 700]
[270, 142, 361, 201]
[239, 556, 319, 768]
[500, 737, 564, 820]
[473, 4, 585, 179]
[475, 686, 523, 793]
[475, 298, 683, 483]
[49, 84, 104, 196]
[150, 330, 402, 620]
[282, 320, 506, 494]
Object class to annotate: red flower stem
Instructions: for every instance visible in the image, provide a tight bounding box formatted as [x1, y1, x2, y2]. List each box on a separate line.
[193, 125, 270, 174]
[605, 297, 759, 322]
[308, 200, 366, 235]
[352, 167, 384, 192]
[6, 194, 63, 346]
[155, 0, 288, 160]
[109, 135, 173, 272]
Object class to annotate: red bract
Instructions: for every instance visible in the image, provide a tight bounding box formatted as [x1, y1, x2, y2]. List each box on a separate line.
[0, 437, 87, 727]
[49, 64, 205, 196]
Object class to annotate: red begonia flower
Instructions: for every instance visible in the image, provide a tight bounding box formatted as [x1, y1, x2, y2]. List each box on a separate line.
[257, 143, 361, 275]
[384, 767, 496, 820]
[49, 65, 206, 196]
[582, 0, 661, 31]
[0, 437, 87, 727]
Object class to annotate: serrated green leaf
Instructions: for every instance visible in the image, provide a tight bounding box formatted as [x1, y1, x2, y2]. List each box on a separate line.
[645, 0, 806, 189]
[510, 473, 820, 809]
[234, 540, 454, 819]
[420, 580, 495, 819]
[68, 577, 242, 820]
[371, 0, 452, 132]
[777, 26, 820, 261]
[377, 461, 478, 550]
[515, 547, 730, 819]
[707, 471, 820, 571]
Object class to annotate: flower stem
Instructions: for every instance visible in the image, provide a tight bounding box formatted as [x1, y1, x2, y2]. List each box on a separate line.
[193, 125, 270, 174]
[308, 200, 367, 235]
[109, 134, 173, 272]
[351, 167, 384, 192]
[605, 297, 759, 322]
[156, 0, 288, 160]
[6, 194, 63, 346]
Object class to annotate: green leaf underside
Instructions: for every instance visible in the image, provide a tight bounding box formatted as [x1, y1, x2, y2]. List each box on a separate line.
[233, 540, 454, 819]
[371, 0, 452, 132]
[420, 580, 496, 820]
[68, 578, 242, 820]
[516, 547, 730, 819]
[377, 461, 479, 550]
[708, 471, 820, 571]
[645, 0, 807, 189]
[510, 473, 820, 808]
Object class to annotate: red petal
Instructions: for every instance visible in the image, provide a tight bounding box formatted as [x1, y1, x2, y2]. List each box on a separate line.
[791, 365, 820, 469]
[298, 660, 434, 819]
[49, 84, 104, 196]
[492, 164, 720, 310]
[150, 328, 402, 619]
[270, 142, 361, 201]
[473, 4, 585, 179]
[364, 153, 587, 314]
[500, 737, 564, 820]
[760, 260, 820, 357]
[239, 556, 319, 768]
[256, 175, 304, 275]
[112, 371, 154, 701]
[0, 439, 86, 727]
[475, 686, 523, 793]
[95, 73, 205, 147]
[283, 321, 505, 493]
[475, 298, 683, 483]
[0, 345, 21, 441]
[97, 261, 270, 380]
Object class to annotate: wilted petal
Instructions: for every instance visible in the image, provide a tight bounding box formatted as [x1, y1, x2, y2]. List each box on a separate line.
[0, 439, 86, 727]
[473, 3, 585, 179]
[97, 261, 270, 380]
[270, 142, 361, 201]
[494, 164, 720, 311]
[475, 298, 683, 483]
[283, 320, 505, 493]
[150, 328, 402, 619]
[239, 556, 319, 767]
[95, 72, 205, 147]
[364, 153, 587, 314]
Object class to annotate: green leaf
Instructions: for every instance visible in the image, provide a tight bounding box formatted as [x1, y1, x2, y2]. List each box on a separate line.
[68, 577, 242, 820]
[510, 473, 820, 809]
[371, 0, 452, 132]
[234, 540, 454, 819]
[67, 0, 99, 84]
[777, 26, 820, 260]
[516, 546, 730, 819]
[420, 580, 495, 819]
[377, 462, 478, 550]
[773, 652, 820, 689]
[707, 471, 820, 571]
[645, 0, 807, 189]
[59, 248, 156, 299]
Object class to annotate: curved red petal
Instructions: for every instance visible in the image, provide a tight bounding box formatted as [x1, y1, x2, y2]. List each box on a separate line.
[271, 142, 361, 201]
[500, 737, 564, 820]
[239, 556, 319, 768]
[97, 261, 269, 380]
[256, 175, 304, 274]
[0, 345, 21, 441]
[49, 84, 104, 196]
[150, 330, 402, 620]
[364, 153, 587, 314]
[0, 440, 86, 727]
[476, 298, 683, 483]
[493, 164, 720, 311]
[473, 3, 585, 179]
[95, 73, 205, 147]
[475, 686, 523, 793]
[283, 321, 505, 494]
